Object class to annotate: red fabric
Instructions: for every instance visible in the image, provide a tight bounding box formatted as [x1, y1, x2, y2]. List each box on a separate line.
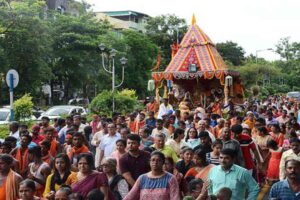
[128, 121, 135, 133]
[267, 151, 282, 180]
[269, 132, 284, 147]
[237, 134, 257, 170]
[32, 134, 45, 146]
[68, 145, 89, 160]
[49, 140, 58, 157]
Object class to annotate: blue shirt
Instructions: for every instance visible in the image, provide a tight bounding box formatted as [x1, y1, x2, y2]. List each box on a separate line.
[16, 141, 37, 148]
[145, 118, 156, 130]
[269, 179, 300, 200]
[208, 164, 259, 200]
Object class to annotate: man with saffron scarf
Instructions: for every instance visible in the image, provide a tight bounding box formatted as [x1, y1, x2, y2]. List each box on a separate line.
[43, 127, 61, 157]
[40, 140, 54, 165]
[40, 116, 58, 137]
[133, 112, 146, 134]
[0, 154, 23, 200]
[68, 132, 89, 170]
[11, 133, 31, 177]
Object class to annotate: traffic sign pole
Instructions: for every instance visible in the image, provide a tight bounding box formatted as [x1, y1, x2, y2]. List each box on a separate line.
[9, 73, 14, 121]
[6, 69, 19, 122]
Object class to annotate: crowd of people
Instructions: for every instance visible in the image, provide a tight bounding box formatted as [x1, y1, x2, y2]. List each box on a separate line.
[0, 95, 300, 200]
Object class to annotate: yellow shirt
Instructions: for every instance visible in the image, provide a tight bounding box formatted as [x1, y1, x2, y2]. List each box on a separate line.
[43, 172, 75, 198]
[152, 144, 179, 163]
[279, 149, 300, 180]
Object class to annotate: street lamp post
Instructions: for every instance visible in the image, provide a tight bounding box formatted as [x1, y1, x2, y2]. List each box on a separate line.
[255, 48, 273, 64]
[255, 48, 273, 85]
[99, 43, 128, 112]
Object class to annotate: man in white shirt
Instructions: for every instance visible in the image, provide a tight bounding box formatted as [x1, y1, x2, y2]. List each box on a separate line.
[151, 119, 170, 139]
[276, 109, 289, 124]
[9, 122, 20, 140]
[157, 98, 173, 119]
[99, 123, 121, 166]
[73, 115, 86, 133]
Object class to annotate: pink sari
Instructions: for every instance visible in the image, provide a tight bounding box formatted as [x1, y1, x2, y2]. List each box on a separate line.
[70, 171, 111, 199]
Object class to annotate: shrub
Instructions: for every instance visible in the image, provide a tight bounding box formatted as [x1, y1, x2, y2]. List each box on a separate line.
[14, 94, 33, 121]
[90, 89, 142, 116]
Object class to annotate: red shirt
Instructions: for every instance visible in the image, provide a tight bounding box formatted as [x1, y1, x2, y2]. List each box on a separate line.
[237, 134, 257, 170]
[32, 134, 45, 146]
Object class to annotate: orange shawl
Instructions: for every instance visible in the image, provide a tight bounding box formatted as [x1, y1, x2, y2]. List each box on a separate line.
[15, 148, 28, 176]
[195, 164, 214, 181]
[68, 145, 89, 160]
[6, 169, 18, 200]
[49, 140, 58, 157]
[42, 154, 53, 165]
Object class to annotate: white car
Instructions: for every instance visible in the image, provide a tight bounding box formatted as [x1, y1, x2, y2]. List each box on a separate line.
[38, 105, 87, 120]
[0, 107, 37, 125]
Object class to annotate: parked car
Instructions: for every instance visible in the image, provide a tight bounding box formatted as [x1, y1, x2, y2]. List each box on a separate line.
[38, 105, 87, 120]
[0, 108, 10, 125]
[0, 107, 37, 125]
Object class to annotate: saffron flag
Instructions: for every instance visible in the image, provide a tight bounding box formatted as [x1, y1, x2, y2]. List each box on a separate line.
[151, 53, 161, 71]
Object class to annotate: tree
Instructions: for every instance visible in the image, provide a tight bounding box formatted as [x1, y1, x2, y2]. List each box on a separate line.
[120, 30, 158, 97]
[216, 41, 245, 66]
[0, 0, 52, 102]
[49, 12, 112, 102]
[145, 14, 187, 69]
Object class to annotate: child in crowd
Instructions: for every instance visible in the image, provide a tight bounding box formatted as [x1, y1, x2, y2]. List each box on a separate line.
[206, 139, 222, 165]
[176, 147, 195, 176]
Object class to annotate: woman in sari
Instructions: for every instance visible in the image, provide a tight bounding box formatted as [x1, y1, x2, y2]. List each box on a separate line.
[269, 124, 284, 147]
[66, 153, 111, 200]
[184, 149, 215, 182]
[253, 126, 273, 185]
[43, 153, 74, 199]
[124, 151, 180, 200]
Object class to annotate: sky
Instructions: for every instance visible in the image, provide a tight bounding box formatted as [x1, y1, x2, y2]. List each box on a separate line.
[85, 0, 300, 61]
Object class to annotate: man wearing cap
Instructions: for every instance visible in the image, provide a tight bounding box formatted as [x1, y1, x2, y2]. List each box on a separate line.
[157, 98, 173, 119]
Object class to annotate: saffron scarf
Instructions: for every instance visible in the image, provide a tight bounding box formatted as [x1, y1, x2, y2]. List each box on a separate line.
[15, 148, 28, 176]
[68, 145, 89, 160]
[6, 169, 18, 200]
[49, 140, 57, 157]
[42, 154, 52, 165]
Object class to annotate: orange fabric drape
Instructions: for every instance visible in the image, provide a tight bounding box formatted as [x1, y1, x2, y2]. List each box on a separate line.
[133, 120, 145, 134]
[42, 154, 53, 165]
[68, 145, 89, 160]
[49, 140, 57, 157]
[6, 169, 18, 200]
[15, 148, 28, 176]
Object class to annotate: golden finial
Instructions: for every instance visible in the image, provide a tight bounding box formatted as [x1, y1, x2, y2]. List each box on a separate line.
[192, 14, 196, 25]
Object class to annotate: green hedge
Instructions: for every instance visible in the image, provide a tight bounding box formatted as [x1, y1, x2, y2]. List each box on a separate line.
[0, 125, 9, 139]
[89, 89, 143, 116]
